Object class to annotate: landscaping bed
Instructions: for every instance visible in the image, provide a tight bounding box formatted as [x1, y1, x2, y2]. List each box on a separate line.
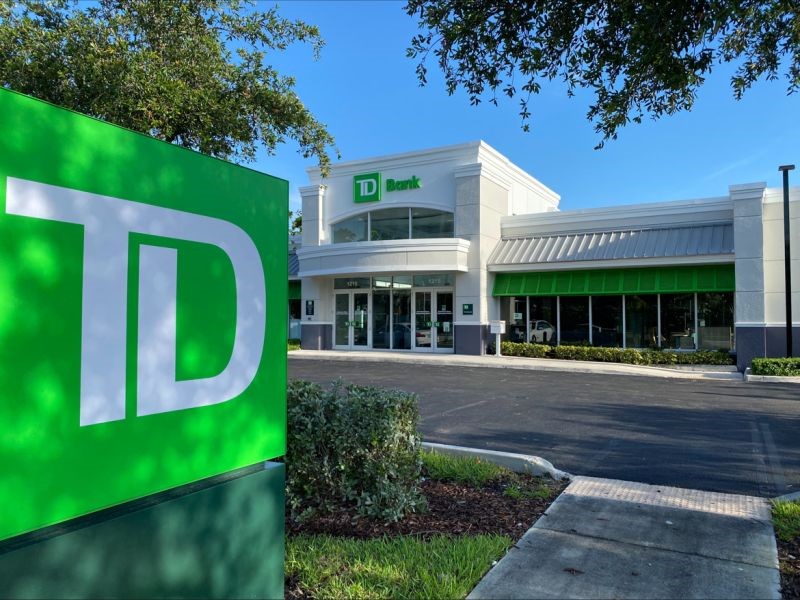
[774, 501, 800, 600]
[501, 341, 734, 366]
[285, 451, 566, 599]
[753, 357, 800, 377]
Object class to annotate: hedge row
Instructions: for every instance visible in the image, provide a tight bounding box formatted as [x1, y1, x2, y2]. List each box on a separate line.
[286, 379, 426, 523]
[501, 341, 734, 366]
[751, 358, 800, 376]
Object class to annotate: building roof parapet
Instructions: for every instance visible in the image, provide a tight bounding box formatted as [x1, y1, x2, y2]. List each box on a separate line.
[501, 196, 732, 237]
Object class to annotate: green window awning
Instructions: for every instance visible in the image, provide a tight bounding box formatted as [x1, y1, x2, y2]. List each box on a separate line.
[288, 280, 301, 300]
[493, 264, 735, 297]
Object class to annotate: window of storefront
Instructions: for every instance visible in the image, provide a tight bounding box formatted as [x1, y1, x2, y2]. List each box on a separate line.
[334, 277, 371, 289]
[506, 297, 528, 343]
[412, 208, 454, 238]
[392, 290, 412, 350]
[502, 291, 734, 351]
[697, 292, 735, 350]
[560, 296, 590, 344]
[331, 208, 454, 243]
[592, 296, 623, 347]
[372, 289, 391, 349]
[332, 214, 368, 243]
[625, 295, 659, 348]
[370, 207, 409, 241]
[661, 293, 696, 350]
[529, 297, 557, 344]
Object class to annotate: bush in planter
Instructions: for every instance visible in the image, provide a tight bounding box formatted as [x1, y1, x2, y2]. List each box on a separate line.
[752, 357, 800, 376]
[503, 342, 733, 366]
[286, 379, 426, 523]
[500, 341, 550, 358]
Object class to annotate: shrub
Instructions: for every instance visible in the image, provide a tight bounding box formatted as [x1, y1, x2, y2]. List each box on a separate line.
[286, 379, 426, 523]
[501, 341, 733, 366]
[752, 357, 800, 376]
[500, 341, 549, 358]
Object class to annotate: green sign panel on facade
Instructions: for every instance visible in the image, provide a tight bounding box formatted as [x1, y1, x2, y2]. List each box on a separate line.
[353, 171, 423, 202]
[353, 172, 381, 203]
[0, 89, 287, 541]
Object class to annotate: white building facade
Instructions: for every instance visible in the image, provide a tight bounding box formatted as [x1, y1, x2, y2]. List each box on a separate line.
[296, 141, 799, 371]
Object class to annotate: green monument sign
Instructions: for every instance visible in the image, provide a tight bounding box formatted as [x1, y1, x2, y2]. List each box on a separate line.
[0, 89, 286, 542]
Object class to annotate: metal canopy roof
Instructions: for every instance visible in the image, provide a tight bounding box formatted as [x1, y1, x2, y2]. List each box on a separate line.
[488, 223, 734, 267]
[289, 248, 300, 278]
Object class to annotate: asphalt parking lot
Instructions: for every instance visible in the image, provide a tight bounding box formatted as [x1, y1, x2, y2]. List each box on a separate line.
[289, 357, 800, 497]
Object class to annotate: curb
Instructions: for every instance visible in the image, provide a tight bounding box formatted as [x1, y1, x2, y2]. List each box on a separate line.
[291, 350, 744, 382]
[773, 491, 800, 503]
[744, 368, 800, 384]
[422, 441, 571, 481]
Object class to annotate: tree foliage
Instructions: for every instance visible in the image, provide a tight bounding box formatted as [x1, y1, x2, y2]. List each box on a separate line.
[0, 0, 336, 171]
[406, 0, 800, 146]
[289, 209, 302, 236]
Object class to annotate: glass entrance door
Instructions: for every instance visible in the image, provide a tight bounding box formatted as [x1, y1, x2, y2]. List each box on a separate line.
[334, 291, 369, 349]
[413, 291, 433, 350]
[434, 292, 453, 351]
[413, 290, 454, 352]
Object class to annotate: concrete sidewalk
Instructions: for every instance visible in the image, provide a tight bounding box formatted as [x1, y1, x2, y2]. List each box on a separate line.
[290, 349, 743, 381]
[469, 477, 780, 599]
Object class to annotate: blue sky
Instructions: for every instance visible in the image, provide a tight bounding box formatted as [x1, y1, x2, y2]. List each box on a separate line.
[255, 1, 800, 213]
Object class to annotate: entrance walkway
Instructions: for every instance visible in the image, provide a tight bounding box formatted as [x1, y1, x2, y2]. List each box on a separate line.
[468, 477, 780, 599]
[291, 349, 743, 381]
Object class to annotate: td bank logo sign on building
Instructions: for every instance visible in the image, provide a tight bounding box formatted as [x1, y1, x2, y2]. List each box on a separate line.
[353, 172, 422, 203]
[5, 177, 265, 426]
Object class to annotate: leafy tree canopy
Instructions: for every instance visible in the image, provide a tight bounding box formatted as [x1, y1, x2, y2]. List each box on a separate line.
[289, 209, 302, 236]
[406, 0, 800, 146]
[0, 0, 337, 172]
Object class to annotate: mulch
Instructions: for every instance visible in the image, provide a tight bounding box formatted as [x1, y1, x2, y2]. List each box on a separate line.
[778, 536, 800, 600]
[286, 473, 567, 540]
[285, 473, 567, 599]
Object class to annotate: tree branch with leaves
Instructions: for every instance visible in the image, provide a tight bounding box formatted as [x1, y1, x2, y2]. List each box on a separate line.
[406, 0, 800, 147]
[0, 0, 338, 172]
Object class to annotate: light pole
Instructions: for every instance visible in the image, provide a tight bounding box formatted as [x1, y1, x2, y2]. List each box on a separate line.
[778, 164, 795, 357]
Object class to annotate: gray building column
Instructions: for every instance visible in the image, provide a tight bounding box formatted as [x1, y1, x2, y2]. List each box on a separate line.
[731, 182, 767, 370]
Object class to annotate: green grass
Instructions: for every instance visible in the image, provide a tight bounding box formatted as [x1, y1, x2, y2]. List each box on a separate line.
[286, 534, 512, 599]
[288, 338, 301, 352]
[504, 482, 554, 500]
[773, 500, 800, 542]
[422, 451, 509, 487]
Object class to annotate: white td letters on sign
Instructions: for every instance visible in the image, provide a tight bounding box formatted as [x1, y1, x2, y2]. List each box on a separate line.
[357, 178, 377, 198]
[5, 177, 266, 426]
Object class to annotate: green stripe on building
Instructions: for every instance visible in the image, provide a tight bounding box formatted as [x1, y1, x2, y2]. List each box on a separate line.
[492, 264, 735, 297]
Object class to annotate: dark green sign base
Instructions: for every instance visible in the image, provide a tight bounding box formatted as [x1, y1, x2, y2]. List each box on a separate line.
[0, 462, 284, 599]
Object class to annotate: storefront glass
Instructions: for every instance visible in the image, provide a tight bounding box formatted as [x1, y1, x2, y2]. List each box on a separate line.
[412, 208, 454, 238]
[625, 294, 659, 348]
[370, 207, 409, 241]
[372, 290, 391, 349]
[507, 297, 528, 343]
[499, 291, 733, 351]
[698, 292, 735, 350]
[334, 277, 370, 289]
[393, 289, 412, 350]
[661, 293, 696, 350]
[332, 214, 367, 243]
[528, 297, 557, 344]
[592, 296, 623, 347]
[560, 296, 590, 344]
